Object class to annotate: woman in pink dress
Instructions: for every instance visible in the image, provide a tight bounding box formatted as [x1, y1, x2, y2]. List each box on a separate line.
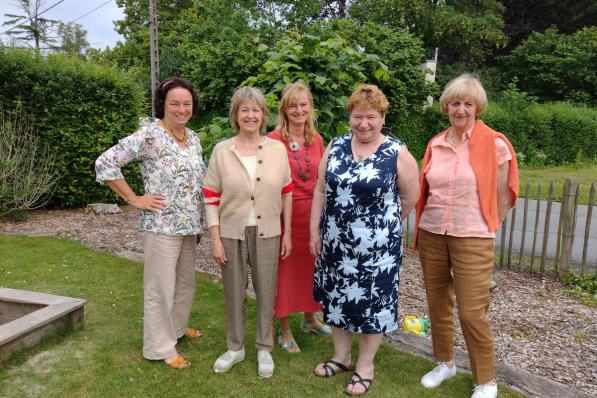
[269, 82, 331, 353]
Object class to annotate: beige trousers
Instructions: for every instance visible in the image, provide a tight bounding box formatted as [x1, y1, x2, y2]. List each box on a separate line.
[418, 229, 496, 384]
[221, 226, 280, 352]
[142, 232, 197, 360]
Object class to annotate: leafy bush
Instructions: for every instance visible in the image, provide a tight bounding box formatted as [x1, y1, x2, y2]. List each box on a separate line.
[499, 27, 597, 106]
[562, 273, 597, 307]
[481, 101, 597, 166]
[0, 49, 145, 207]
[243, 32, 391, 143]
[393, 96, 597, 166]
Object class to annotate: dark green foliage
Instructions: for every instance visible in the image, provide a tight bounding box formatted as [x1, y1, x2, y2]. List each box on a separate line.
[500, 27, 597, 106]
[481, 101, 597, 166]
[0, 48, 145, 208]
[394, 97, 597, 166]
[502, 0, 597, 49]
[393, 109, 447, 161]
[435, 63, 508, 100]
[244, 32, 392, 143]
[349, 0, 508, 66]
[562, 273, 597, 307]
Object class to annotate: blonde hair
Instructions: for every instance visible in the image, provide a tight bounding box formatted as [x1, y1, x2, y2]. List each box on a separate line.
[347, 84, 389, 115]
[276, 82, 317, 145]
[229, 86, 269, 135]
[439, 74, 488, 115]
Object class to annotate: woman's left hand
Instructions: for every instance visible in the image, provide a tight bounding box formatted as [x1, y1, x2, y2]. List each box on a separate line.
[280, 232, 292, 259]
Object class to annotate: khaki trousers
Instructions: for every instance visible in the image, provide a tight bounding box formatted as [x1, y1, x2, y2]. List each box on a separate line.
[221, 226, 280, 352]
[142, 232, 197, 360]
[418, 229, 496, 384]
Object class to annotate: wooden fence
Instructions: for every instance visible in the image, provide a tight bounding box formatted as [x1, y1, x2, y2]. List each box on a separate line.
[403, 179, 596, 279]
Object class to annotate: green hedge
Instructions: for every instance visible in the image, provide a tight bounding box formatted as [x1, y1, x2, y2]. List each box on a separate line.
[0, 49, 145, 208]
[390, 101, 597, 166]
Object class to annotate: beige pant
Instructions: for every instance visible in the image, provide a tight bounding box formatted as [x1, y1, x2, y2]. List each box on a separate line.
[142, 232, 197, 360]
[221, 226, 280, 352]
[418, 229, 495, 384]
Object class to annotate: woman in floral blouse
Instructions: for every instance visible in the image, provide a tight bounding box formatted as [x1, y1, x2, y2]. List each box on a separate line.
[95, 77, 206, 369]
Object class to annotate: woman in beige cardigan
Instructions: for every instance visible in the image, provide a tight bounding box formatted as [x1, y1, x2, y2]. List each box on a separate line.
[203, 87, 293, 378]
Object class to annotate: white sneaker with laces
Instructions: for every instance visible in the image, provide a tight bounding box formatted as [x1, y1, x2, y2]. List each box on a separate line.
[420, 362, 457, 388]
[213, 347, 245, 373]
[257, 350, 274, 378]
[471, 381, 497, 398]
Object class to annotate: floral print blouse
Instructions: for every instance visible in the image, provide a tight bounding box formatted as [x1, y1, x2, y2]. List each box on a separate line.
[95, 122, 206, 236]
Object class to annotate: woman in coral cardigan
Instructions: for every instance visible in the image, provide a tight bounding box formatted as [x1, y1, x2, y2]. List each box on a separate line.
[414, 74, 518, 398]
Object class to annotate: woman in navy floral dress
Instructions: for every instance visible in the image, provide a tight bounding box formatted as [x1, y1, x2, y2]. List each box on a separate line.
[310, 85, 419, 396]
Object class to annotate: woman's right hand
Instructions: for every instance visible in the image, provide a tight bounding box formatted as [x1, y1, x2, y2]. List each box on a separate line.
[212, 238, 228, 266]
[128, 194, 167, 212]
[309, 233, 321, 257]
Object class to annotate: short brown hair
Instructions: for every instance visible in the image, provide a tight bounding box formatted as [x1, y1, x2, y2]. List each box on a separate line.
[439, 74, 488, 115]
[347, 84, 389, 116]
[276, 82, 317, 144]
[229, 87, 269, 135]
[154, 77, 199, 119]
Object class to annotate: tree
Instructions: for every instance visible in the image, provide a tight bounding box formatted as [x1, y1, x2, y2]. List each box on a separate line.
[52, 22, 89, 56]
[499, 27, 597, 105]
[502, 0, 597, 49]
[249, 0, 353, 28]
[2, 0, 58, 51]
[111, 0, 194, 73]
[348, 0, 507, 66]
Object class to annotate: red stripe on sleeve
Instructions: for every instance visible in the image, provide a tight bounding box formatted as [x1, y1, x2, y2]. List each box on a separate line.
[281, 182, 294, 195]
[203, 187, 221, 198]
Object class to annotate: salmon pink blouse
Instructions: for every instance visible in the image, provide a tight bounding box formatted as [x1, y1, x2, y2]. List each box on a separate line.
[418, 127, 512, 238]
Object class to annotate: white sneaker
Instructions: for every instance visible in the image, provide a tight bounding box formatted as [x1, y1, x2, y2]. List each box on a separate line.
[257, 350, 274, 378]
[471, 381, 497, 398]
[420, 362, 457, 388]
[213, 347, 245, 373]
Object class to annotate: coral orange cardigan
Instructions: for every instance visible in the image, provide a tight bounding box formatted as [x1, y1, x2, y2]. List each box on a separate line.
[413, 119, 519, 250]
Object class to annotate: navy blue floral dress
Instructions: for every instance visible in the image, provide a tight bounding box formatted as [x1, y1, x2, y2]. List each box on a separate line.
[314, 133, 403, 334]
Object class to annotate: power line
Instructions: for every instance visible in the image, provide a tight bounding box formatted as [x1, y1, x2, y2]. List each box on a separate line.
[69, 0, 113, 24]
[0, 0, 67, 35]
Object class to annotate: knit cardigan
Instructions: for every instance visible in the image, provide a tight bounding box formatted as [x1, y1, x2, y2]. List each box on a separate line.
[413, 119, 519, 250]
[203, 137, 293, 240]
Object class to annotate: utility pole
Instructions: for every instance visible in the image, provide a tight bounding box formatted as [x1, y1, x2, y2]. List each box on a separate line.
[149, 0, 160, 119]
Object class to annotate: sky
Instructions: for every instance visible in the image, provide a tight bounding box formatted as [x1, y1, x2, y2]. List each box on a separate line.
[0, 0, 124, 49]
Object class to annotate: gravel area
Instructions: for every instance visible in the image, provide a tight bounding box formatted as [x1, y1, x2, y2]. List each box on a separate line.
[1, 207, 595, 396]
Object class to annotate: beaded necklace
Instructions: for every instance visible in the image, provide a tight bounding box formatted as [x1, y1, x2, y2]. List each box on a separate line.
[289, 140, 311, 181]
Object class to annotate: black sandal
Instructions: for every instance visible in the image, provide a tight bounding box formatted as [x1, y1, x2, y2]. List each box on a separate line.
[314, 359, 353, 378]
[345, 372, 373, 396]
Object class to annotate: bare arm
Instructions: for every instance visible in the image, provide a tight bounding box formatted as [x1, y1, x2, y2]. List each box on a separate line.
[280, 193, 292, 259]
[309, 142, 331, 257]
[497, 161, 513, 223]
[396, 146, 420, 219]
[105, 179, 166, 212]
[209, 225, 227, 265]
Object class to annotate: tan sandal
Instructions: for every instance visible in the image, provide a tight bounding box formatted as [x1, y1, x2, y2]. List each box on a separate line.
[165, 354, 191, 369]
[185, 328, 204, 339]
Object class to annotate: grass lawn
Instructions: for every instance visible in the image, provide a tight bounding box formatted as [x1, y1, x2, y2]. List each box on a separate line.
[518, 164, 597, 204]
[0, 236, 526, 398]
